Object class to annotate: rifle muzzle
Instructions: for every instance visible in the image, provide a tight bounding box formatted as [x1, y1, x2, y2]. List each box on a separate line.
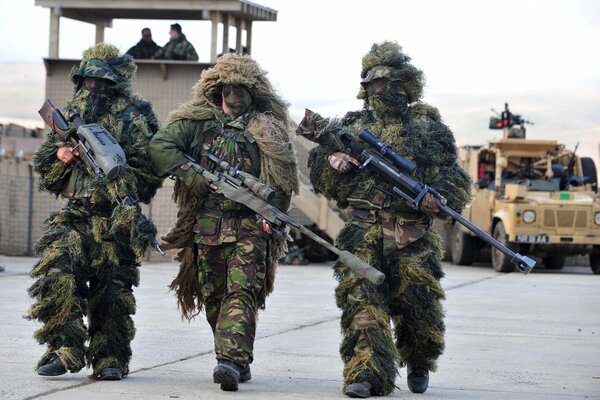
[338, 250, 385, 285]
[512, 254, 536, 274]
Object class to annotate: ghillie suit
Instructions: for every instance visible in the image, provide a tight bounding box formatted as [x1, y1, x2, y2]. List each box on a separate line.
[299, 41, 471, 395]
[150, 53, 298, 369]
[27, 43, 162, 378]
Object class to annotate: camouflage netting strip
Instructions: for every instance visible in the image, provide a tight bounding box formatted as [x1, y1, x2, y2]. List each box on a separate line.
[163, 181, 204, 320]
[31, 132, 71, 191]
[27, 211, 89, 372]
[341, 329, 398, 395]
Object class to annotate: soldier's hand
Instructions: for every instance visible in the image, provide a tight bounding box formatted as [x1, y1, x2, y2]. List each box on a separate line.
[57, 146, 80, 164]
[260, 219, 273, 234]
[327, 152, 360, 172]
[419, 192, 445, 213]
[296, 108, 326, 139]
[299, 109, 318, 128]
[178, 163, 211, 198]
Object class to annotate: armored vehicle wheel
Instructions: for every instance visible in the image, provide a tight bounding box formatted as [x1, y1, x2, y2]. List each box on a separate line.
[491, 222, 516, 273]
[451, 223, 479, 266]
[542, 255, 565, 270]
[581, 157, 598, 193]
[438, 221, 454, 261]
[590, 250, 600, 275]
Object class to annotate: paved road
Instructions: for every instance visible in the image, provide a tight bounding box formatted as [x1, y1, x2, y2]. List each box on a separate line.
[0, 256, 599, 400]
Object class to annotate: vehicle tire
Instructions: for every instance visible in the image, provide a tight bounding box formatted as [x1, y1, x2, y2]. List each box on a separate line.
[542, 255, 565, 270]
[491, 222, 516, 273]
[451, 223, 479, 266]
[581, 157, 598, 193]
[590, 251, 600, 275]
[477, 246, 492, 263]
[439, 221, 454, 261]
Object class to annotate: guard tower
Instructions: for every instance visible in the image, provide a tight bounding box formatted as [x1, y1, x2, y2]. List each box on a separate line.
[35, 0, 277, 122]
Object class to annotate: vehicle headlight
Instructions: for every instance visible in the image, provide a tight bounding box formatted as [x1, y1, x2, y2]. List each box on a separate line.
[523, 210, 536, 224]
[595, 212, 600, 226]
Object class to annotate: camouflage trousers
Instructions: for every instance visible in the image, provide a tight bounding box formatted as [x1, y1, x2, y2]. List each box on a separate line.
[334, 219, 446, 395]
[197, 234, 267, 367]
[27, 202, 140, 377]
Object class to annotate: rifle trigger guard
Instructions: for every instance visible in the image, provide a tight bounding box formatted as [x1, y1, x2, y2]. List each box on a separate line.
[414, 187, 429, 209]
[359, 154, 373, 171]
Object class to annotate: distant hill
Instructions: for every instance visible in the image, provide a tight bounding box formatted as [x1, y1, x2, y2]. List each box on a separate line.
[0, 62, 45, 122]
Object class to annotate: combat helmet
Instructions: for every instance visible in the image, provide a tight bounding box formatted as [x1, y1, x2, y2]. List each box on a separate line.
[70, 42, 137, 95]
[358, 41, 425, 104]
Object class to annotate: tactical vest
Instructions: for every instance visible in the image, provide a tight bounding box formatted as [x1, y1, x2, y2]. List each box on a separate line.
[194, 113, 262, 246]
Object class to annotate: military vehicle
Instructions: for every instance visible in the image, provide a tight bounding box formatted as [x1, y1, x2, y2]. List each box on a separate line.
[442, 104, 600, 274]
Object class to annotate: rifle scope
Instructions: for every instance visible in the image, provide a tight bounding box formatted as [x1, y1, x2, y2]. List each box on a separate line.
[359, 129, 416, 173]
[207, 152, 275, 202]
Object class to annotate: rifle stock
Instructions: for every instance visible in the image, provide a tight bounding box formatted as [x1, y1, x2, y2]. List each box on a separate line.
[39, 99, 70, 135]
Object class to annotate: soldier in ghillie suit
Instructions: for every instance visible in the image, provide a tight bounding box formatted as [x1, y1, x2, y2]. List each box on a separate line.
[297, 41, 471, 398]
[154, 23, 199, 61]
[28, 43, 162, 380]
[126, 27, 161, 60]
[149, 53, 298, 391]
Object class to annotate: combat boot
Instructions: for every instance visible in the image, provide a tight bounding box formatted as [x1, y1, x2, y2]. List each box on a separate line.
[344, 381, 372, 398]
[240, 364, 251, 383]
[37, 356, 67, 376]
[213, 360, 241, 391]
[407, 363, 429, 393]
[98, 367, 123, 380]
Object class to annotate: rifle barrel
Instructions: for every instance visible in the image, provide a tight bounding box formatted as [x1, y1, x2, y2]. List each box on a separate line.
[438, 201, 534, 273]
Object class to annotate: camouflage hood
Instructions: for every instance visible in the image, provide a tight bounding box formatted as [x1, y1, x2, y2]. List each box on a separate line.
[167, 53, 299, 196]
[168, 53, 290, 124]
[70, 42, 137, 96]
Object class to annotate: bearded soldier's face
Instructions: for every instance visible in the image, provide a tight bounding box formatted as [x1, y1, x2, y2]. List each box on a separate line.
[221, 84, 252, 118]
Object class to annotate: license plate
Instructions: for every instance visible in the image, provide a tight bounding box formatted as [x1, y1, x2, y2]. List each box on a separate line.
[515, 234, 549, 244]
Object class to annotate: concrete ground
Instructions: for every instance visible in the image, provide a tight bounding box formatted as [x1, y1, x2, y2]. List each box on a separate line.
[0, 255, 599, 400]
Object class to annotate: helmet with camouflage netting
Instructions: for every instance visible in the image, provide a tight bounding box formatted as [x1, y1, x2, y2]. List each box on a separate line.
[70, 42, 137, 95]
[358, 41, 425, 104]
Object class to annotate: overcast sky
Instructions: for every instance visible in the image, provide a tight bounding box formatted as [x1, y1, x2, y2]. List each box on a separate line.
[1, 0, 599, 160]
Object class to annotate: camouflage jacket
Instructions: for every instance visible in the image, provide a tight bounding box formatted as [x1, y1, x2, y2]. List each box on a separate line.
[126, 39, 161, 60]
[33, 101, 161, 207]
[150, 111, 291, 246]
[154, 34, 199, 61]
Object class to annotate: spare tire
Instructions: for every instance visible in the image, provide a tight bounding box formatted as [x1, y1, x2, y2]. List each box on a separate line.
[581, 157, 598, 193]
